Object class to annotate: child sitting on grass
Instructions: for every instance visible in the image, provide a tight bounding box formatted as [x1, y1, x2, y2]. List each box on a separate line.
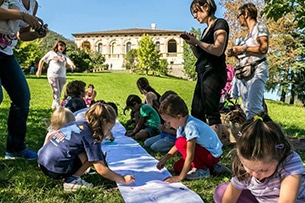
[144, 90, 178, 153]
[43, 107, 75, 145]
[61, 80, 87, 113]
[156, 94, 226, 182]
[38, 102, 135, 191]
[213, 113, 305, 203]
[125, 94, 161, 140]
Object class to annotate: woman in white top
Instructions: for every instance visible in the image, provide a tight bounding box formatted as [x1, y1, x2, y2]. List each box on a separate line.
[36, 40, 76, 109]
[227, 3, 269, 120]
[0, 0, 48, 159]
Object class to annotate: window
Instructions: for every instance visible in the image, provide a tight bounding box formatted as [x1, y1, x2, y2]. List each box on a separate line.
[81, 41, 91, 51]
[126, 42, 131, 53]
[111, 42, 117, 54]
[97, 43, 102, 54]
[167, 39, 177, 53]
[155, 41, 160, 52]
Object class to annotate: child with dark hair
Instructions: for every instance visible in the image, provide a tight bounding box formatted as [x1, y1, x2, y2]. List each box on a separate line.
[156, 94, 226, 182]
[125, 94, 161, 140]
[144, 90, 178, 153]
[38, 103, 135, 191]
[62, 80, 87, 113]
[214, 113, 305, 203]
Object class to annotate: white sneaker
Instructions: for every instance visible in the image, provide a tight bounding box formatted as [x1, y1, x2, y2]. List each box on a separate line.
[185, 168, 210, 180]
[63, 177, 93, 191]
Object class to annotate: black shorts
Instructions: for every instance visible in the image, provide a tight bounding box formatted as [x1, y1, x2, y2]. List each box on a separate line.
[40, 156, 82, 180]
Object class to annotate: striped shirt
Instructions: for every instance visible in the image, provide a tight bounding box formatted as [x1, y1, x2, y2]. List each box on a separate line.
[231, 151, 305, 202]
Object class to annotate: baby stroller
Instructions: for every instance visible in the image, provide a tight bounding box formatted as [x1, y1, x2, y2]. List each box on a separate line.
[219, 65, 246, 144]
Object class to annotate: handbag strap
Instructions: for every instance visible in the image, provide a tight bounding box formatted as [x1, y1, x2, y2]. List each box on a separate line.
[251, 57, 266, 66]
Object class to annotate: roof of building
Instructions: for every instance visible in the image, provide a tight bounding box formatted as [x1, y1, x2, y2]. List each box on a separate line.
[72, 27, 184, 37]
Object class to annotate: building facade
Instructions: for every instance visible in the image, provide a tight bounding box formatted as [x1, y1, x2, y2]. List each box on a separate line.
[72, 24, 187, 78]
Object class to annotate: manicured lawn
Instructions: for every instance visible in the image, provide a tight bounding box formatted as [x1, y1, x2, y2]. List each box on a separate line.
[0, 71, 304, 202]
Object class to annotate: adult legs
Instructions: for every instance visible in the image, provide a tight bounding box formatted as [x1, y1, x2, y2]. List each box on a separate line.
[191, 72, 225, 125]
[240, 77, 265, 120]
[0, 54, 30, 153]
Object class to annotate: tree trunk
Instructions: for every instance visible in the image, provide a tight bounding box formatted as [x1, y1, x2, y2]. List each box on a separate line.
[280, 90, 286, 102]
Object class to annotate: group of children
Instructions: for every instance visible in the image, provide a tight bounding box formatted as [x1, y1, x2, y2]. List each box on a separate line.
[36, 77, 305, 202]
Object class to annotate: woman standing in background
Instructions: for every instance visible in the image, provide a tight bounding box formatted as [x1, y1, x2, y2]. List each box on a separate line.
[36, 40, 76, 109]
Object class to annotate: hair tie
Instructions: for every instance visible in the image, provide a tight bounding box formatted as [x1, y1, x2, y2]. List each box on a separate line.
[275, 144, 284, 149]
[253, 115, 263, 121]
[238, 131, 242, 137]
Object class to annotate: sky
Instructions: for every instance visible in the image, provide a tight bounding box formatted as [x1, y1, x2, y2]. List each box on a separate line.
[36, 0, 225, 40]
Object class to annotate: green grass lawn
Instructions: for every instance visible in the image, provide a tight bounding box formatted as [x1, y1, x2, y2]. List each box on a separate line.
[0, 71, 304, 202]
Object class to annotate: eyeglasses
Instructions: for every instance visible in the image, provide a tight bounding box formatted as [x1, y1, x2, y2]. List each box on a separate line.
[237, 13, 243, 19]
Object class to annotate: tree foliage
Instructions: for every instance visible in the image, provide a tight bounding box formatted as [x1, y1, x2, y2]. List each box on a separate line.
[262, 0, 305, 29]
[183, 28, 201, 80]
[137, 34, 162, 75]
[123, 49, 138, 70]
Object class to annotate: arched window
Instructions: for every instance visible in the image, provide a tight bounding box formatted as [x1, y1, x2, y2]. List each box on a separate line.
[155, 41, 160, 52]
[81, 41, 91, 51]
[167, 39, 177, 53]
[97, 43, 102, 54]
[111, 42, 117, 54]
[126, 42, 132, 53]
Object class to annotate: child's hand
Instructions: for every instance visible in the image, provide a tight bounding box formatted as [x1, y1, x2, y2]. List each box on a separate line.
[164, 176, 182, 183]
[156, 159, 166, 170]
[125, 130, 134, 137]
[123, 175, 135, 184]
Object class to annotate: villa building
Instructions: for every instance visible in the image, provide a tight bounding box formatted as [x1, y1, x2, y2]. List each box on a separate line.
[72, 23, 187, 78]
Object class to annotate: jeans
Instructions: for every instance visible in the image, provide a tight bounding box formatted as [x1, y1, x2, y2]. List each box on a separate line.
[144, 134, 175, 153]
[0, 52, 30, 153]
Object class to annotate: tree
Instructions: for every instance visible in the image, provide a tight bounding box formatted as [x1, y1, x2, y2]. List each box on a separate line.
[137, 34, 161, 75]
[14, 40, 44, 72]
[262, 0, 305, 29]
[183, 28, 201, 80]
[89, 51, 105, 70]
[123, 49, 138, 70]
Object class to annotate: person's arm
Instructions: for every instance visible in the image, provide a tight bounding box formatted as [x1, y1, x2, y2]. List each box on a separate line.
[66, 57, 76, 70]
[18, 2, 48, 41]
[221, 182, 242, 203]
[156, 145, 178, 170]
[232, 36, 269, 56]
[186, 29, 228, 57]
[278, 174, 302, 203]
[36, 57, 45, 77]
[0, 1, 39, 30]
[93, 161, 135, 184]
[127, 116, 145, 136]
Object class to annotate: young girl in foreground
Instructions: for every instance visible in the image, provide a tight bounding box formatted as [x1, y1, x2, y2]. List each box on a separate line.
[156, 95, 224, 182]
[214, 114, 305, 203]
[38, 103, 135, 191]
[43, 107, 75, 145]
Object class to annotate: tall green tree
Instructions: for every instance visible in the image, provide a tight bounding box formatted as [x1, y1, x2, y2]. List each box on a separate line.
[137, 34, 161, 75]
[183, 28, 201, 80]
